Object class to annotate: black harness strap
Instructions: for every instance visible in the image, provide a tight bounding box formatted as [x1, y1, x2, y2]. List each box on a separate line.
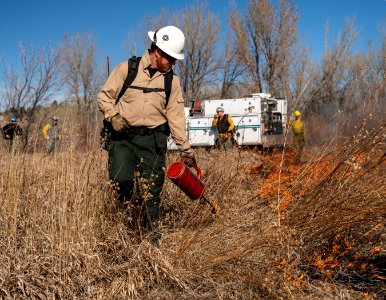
[116, 56, 141, 104]
[164, 70, 172, 105]
[116, 56, 173, 105]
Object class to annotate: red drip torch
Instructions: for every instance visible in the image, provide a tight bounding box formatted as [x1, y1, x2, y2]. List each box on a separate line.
[167, 159, 220, 214]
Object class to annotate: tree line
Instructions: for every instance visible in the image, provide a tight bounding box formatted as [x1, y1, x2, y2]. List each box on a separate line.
[1, 0, 385, 150]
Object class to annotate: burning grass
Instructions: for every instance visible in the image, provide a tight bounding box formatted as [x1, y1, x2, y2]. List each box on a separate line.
[0, 120, 384, 299]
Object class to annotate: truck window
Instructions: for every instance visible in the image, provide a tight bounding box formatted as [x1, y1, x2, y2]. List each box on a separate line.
[269, 112, 283, 134]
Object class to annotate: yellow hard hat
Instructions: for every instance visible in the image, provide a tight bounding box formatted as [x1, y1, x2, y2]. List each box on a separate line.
[294, 110, 301, 117]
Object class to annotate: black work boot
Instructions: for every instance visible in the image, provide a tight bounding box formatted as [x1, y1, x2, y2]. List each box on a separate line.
[149, 231, 162, 246]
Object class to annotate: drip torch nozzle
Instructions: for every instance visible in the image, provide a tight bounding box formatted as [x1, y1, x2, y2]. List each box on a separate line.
[200, 196, 220, 214]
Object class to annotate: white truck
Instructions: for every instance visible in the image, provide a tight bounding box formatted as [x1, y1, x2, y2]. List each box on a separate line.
[168, 93, 287, 150]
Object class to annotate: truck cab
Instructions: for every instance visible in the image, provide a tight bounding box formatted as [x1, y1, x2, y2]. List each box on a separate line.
[261, 97, 287, 148]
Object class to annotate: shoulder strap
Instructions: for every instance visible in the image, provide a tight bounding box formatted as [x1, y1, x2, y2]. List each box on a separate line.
[116, 56, 141, 104]
[164, 69, 173, 106]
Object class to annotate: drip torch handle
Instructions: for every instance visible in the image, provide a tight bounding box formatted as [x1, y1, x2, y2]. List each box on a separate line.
[181, 158, 201, 179]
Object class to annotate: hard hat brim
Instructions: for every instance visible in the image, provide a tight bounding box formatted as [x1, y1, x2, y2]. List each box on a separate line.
[148, 31, 184, 60]
[148, 31, 155, 43]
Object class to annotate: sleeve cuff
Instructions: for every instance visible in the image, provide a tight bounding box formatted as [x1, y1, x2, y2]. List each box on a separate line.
[181, 145, 192, 152]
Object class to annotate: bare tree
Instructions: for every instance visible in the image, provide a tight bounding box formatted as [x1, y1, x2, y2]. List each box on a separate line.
[141, 2, 220, 103]
[230, 0, 299, 97]
[61, 32, 101, 112]
[303, 18, 358, 116]
[60, 32, 104, 150]
[176, 2, 221, 101]
[219, 29, 246, 99]
[288, 44, 312, 110]
[343, 27, 385, 126]
[123, 28, 142, 58]
[1, 42, 62, 149]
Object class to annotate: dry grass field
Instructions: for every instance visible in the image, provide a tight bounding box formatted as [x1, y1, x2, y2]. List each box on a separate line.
[0, 120, 384, 299]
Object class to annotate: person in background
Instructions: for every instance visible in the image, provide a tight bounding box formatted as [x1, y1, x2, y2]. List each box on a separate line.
[97, 25, 195, 244]
[2, 116, 23, 153]
[212, 107, 235, 150]
[290, 110, 305, 163]
[43, 116, 60, 155]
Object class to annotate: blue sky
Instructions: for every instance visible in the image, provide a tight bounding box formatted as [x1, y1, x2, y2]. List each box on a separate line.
[0, 0, 385, 68]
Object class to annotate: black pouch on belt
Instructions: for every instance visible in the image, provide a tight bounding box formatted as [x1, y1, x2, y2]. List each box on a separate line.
[100, 120, 113, 150]
[154, 123, 169, 150]
[155, 131, 167, 151]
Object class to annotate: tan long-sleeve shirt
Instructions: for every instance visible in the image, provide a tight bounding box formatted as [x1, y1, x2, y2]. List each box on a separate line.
[97, 50, 190, 151]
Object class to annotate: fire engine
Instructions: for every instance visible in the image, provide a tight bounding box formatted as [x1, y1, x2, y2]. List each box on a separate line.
[168, 93, 287, 150]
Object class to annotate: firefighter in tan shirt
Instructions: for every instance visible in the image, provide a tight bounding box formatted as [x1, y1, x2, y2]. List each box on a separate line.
[97, 26, 194, 244]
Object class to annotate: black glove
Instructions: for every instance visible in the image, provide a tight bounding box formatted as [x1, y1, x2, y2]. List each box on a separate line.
[181, 148, 196, 166]
[111, 113, 130, 132]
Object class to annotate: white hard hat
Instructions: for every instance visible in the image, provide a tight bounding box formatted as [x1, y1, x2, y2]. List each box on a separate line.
[148, 26, 185, 60]
[216, 107, 224, 113]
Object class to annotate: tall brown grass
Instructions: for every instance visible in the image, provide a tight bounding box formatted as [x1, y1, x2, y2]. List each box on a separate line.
[0, 119, 384, 299]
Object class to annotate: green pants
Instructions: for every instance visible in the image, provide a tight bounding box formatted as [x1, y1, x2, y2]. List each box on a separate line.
[293, 134, 305, 162]
[5, 139, 21, 154]
[216, 134, 234, 150]
[46, 138, 59, 154]
[5, 139, 13, 153]
[108, 131, 167, 232]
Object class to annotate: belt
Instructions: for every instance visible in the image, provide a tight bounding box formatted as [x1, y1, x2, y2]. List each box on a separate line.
[130, 127, 155, 135]
[110, 122, 169, 140]
[130, 123, 169, 135]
